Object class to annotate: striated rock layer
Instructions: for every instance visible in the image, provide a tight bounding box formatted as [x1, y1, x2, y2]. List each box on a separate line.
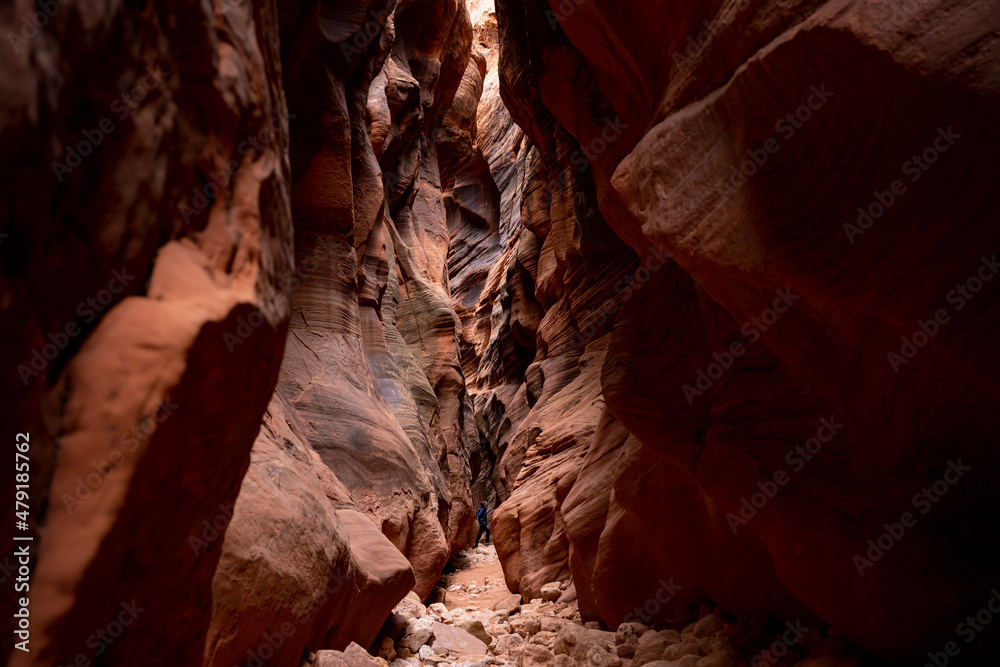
[2, 0, 487, 664]
[211, 0, 491, 660]
[468, 0, 1000, 663]
[4, 0, 999, 665]
[1, 0, 293, 664]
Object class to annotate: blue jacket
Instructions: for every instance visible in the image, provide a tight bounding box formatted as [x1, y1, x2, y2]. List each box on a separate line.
[476, 506, 488, 526]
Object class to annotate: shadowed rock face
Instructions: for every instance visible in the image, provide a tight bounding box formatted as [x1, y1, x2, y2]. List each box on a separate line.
[470, 0, 1000, 662]
[1, 0, 293, 664]
[213, 0, 486, 656]
[205, 394, 414, 667]
[1, 0, 483, 664]
[4, 0, 999, 665]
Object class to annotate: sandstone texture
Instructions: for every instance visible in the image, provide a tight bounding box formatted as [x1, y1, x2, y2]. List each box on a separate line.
[3, 0, 998, 665]
[459, 0, 1000, 664]
[1, 0, 292, 663]
[2, 0, 487, 663]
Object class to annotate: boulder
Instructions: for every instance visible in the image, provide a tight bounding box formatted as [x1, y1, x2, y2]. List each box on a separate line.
[374, 636, 396, 662]
[540, 582, 563, 602]
[456, 618, 494, 645]
[427, 587, 449, 605]
[400, 618, 434, 652]
[587, 645, 624, 666]
[616, 623, 641, 644]
[696, 652, 736, 667]
[552, 622, 616, 660]
[493, 594, 523, 615]
[529, 631, 558, 650]
[616, 636, 639, 659]
[495, 632, 526, 653]
[206, 406, 415, 665]
[662, 639, 703, 662]
[428, 602, 453, 623]
[633, 629, 682, 665]
[693, 615, 725, 639]
[489, 610, 510, 625]
[382, 613, 410, 642]
[314, 643, 385, 667]
[394, 596, 428, 621]
[431, 621, 489, 656]
[517, 644, 558, 666]
[509, 615, 542, 637]
[541, 617, 569, 634]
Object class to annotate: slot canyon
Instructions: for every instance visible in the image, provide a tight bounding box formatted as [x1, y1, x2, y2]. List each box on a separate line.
[2, 0, 999, 666]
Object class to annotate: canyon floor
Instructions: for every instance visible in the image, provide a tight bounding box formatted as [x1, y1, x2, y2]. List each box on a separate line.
[440, 544, 512, 612]
[306, 545, 862, 667]
[4, 0, 997, 664]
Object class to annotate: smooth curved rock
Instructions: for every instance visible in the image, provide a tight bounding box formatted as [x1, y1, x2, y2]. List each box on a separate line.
[1, 0, 292, 663]
[477, 0, 1000, 663]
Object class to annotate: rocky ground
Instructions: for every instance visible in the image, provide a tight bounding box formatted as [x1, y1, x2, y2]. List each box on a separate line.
[438, 544, 514, 612]
[303, 546, 864, 667]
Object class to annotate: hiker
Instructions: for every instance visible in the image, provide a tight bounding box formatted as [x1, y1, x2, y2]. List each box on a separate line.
[475, 501, 491, 547]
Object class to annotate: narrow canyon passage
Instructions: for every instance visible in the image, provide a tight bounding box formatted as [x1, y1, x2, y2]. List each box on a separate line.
[2, 1, 999, 667]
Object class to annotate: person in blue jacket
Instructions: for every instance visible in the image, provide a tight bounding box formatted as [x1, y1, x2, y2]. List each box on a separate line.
[475, 501, 491, 547]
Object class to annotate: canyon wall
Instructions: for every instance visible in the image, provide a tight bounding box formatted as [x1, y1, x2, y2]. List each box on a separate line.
[1, 0, 293, 663]
[469, 0, 1000, 663]
[3, 0, 1000, 665]
[1, 0, 486, 664]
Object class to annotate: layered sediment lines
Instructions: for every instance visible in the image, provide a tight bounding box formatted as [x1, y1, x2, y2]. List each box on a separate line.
[464, 0, 1000, 662]
[1, 0, 490, 663]
[1, 1, 293, 663]
[3, 0, 999, 665]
